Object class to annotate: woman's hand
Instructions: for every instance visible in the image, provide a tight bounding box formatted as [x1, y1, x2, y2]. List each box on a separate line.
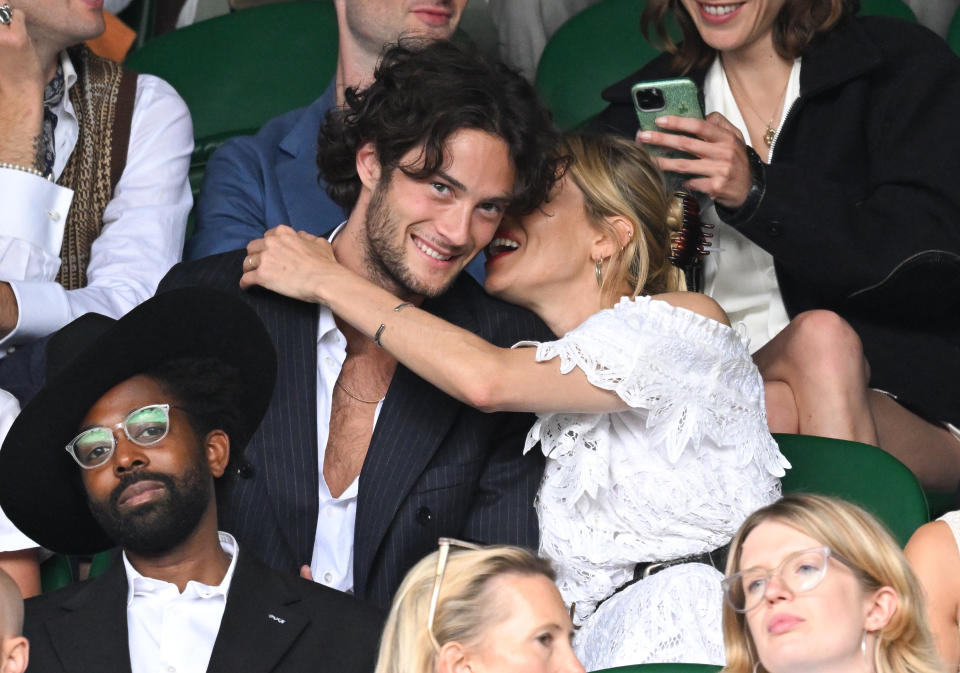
[636, 112, 754, 209]
[239, 225, 342, 303]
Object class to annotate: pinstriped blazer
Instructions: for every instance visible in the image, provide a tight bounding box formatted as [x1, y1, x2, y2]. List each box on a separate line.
[158, 249, 550, 608]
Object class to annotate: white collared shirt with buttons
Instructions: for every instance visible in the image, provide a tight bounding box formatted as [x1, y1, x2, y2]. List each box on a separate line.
[309, 223, 383, 593]
[125, 531, 238, 673]
[0, 49, 192, 352]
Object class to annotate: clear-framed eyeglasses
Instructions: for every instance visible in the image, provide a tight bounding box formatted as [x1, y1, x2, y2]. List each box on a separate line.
[721, 545, 858, 613]
[64, 404, 179, 469]
[426, 537, 483, 651]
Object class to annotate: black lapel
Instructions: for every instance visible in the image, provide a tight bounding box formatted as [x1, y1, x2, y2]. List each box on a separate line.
[45, 563, 133, 673]
[352, 284, 481, 591]
[207, 553, 309, 673]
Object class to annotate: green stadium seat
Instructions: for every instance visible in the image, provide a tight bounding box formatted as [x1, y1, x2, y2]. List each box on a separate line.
[775, 433, 928, 546]
[40, 554, 74, 593]
[948, 6, 960, 55]
[536, 0, 661, 130]
[858, 0, 917, 20]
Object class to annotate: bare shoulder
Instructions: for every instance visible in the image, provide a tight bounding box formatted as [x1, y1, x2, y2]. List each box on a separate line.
[651, 291, 731, 326]
[906, 519, 959, 564]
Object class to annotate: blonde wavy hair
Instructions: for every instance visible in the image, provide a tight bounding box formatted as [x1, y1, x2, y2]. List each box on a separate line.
[722, 494, 941, 673]
[373, 545, 555, 673]
[561, 133, 686, 302]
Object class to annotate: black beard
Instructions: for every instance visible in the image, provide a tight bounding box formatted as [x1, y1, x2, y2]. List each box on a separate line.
[86, 459, 211, 557]
[363, 172, 457, 299]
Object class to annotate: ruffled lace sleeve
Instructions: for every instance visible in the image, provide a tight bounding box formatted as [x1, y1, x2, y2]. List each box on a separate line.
[519, 296, 789, 622]
[522, 296, 786, 474]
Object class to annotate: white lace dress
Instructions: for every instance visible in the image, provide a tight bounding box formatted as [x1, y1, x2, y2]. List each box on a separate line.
[520, 296, 789, 670]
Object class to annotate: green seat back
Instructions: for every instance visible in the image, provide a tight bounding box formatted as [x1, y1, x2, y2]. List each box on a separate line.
[948, 6, 960, 56]
[590, 663, 722, 673]
[126, 1, 337, 142]
[88, 550, 114, 579]
[536, 0, 662, 130]
[858, 0, 917, 20]
[40, 554, 74, 593]
[775, 433, 928, 546]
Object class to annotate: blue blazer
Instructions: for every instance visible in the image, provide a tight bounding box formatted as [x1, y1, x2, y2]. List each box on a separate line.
[186, 81, 344, 261]
[158, 250, 548, 608]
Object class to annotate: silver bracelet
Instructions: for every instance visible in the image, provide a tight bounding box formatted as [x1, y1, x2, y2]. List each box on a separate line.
[0, 161, 53, 181]
[374, 302, 414, 348]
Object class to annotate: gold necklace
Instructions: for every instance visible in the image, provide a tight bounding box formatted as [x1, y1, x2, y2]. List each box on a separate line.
[335, 379, 385, 404]
[726, 68, 790, 147]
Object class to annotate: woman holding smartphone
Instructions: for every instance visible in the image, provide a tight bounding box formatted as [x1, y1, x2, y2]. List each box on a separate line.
[591, 0, 960, 490]
[242, 132, 788, 669]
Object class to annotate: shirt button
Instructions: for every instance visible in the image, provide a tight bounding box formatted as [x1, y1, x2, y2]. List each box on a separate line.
[168, 667, 176, 673]
[47, 210, 60, 221]
[324, 357, 335, 367]
[322, 571, 334, 584]
[767, 221, 782, 237]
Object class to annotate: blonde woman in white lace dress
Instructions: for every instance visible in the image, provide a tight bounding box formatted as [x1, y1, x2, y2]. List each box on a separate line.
[242, 133, 789, 670]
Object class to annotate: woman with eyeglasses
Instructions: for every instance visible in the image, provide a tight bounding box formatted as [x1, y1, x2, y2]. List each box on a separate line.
[242, 132, 788, 669]
[721, 493, 942, 673]
[374, 541, 585, 673]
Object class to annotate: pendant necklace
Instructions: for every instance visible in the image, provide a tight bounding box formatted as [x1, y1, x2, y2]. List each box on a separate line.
[726, 66, 790, 148]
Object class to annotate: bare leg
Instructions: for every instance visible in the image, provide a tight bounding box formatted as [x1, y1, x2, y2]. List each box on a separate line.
[869, 391, 960, 491]
[764, 380, 799, 434]
[754, 310, 878, 444]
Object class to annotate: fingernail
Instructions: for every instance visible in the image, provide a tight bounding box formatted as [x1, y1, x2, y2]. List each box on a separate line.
[638, 131, 652, 142]
[656, 116, 668, 126]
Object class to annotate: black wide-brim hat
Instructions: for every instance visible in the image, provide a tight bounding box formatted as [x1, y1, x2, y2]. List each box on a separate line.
[0, 287, 277, 554]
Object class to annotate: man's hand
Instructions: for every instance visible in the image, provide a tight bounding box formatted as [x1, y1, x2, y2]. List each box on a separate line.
[636, 112, 755, 209]
[0, 282, 18, 338]
[0, 8, 47, 168]
[240, 225, 343, 304]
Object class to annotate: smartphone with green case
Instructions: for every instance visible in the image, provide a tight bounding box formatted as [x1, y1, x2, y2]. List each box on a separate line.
[631, 78, 704, 162]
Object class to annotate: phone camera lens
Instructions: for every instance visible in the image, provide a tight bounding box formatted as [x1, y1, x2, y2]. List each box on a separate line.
[635, 88, 666, 112]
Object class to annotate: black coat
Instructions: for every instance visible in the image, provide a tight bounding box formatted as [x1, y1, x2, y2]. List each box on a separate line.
[158, 249, 549, 608]
[24, 551, 384, 673]
[591, 16, 960, 424]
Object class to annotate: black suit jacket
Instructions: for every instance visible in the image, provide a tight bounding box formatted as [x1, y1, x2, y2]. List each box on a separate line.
[24, 551, 384, 673]
[158, 250, 550, 607]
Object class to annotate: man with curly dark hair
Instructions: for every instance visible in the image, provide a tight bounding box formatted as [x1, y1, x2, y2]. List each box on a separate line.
[159, 39, 564, 609]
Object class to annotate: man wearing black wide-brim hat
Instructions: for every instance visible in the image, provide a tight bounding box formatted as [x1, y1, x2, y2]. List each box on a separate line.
[0, 287, 382, 673]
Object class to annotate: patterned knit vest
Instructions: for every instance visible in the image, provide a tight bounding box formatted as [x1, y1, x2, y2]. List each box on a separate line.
[55, 45, 137, 290]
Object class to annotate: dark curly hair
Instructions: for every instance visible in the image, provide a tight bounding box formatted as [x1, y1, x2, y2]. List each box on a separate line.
[318, 39, 566, 216]
[642, 0, 860, 73]
[144, 357, 248, 472]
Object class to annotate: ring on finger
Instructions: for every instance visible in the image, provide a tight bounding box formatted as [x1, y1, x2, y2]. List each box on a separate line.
[0, 4, 13, 25]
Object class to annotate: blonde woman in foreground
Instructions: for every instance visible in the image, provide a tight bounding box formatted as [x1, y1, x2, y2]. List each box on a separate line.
[721, 494, 943, 673]
[242, 133, 788, 668]
[375, 542, 583, 673]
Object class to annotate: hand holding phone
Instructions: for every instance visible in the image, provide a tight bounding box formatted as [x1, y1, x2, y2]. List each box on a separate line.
[631, 78, 704, 162]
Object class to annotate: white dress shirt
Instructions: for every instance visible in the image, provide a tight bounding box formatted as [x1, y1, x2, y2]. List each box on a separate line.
[125, 532, 238, 673]
[0, 49, 192, 350]
[0, 389, 35, 551]
[700, 56, 801, 352]
[309, 224, 383, 593]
